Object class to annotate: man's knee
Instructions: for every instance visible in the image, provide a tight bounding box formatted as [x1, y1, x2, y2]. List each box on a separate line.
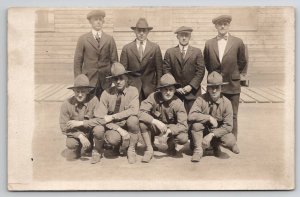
[139, 122, 150, 133]
[174, 133, 189, 145]
[126, 116, 140, 134]
[220, 133, 236, 148]
[105, 130, 121, 146]
[191, 122, 205, 132]
[66, 137, 80, 150]
[93, 125, 105, 139]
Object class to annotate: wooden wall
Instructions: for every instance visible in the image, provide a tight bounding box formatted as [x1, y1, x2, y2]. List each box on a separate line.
[35, 7, 288, 84]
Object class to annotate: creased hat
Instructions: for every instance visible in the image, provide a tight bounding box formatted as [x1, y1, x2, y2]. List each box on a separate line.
[131, 18, 153, 30]
[68, 74, 94, 89]
[174, 26, 193, 34]
[207, 71, 229, 86]
[106, 62, 134, 79]
[212, 15, 232, 24]
[87, 10, 106, 20]
[157, 73, 181, 89]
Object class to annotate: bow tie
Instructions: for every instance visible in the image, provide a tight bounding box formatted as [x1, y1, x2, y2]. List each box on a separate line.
[217, 35, 228, 40]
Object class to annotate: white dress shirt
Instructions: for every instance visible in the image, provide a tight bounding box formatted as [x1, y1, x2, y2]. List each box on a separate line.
[136, 39, 147, 52]
[217, 33, 229, 63]
[179, 44, 189, 58]
[92, 29, 102, 40]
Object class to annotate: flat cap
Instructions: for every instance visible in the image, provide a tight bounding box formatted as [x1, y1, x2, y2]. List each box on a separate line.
[87, 10, 106, 20]
[174, 26, 193, 34]
[212, 15, 232, 24]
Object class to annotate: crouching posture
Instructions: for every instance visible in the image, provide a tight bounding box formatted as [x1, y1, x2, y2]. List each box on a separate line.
[59, 74, 99, 162]
[188, 71, 239, 162]
[189, 71, 240, 162]
[139, 73, 189, 162]
[85, 62, 140, 164]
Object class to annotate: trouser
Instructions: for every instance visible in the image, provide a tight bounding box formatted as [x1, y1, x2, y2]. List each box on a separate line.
[92, 116, 140, 153]
[191, 122, 237, 152]
[223, 93, 240, 139]
[139, 122, 188, 151]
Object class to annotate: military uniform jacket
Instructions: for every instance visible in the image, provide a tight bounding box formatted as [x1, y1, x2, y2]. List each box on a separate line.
[163, 45, 205, 100]
[120, 40, 163, 98]
[74, 31, 118, 87]
[204, 35, 247, 94]
[139, 92, 188, 135]
[188, 93, 233, 137]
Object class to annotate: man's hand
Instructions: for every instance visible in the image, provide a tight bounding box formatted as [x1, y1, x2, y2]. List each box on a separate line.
[78, 134, 91, 149]
[162, 128, 172, 138]
[183, 85, 192, 94]
[176, 88, 185, 95]
[202, 133, 214, 149]
[209, 116, 218, 128]
[67, 120, 83, 129]
[104, 115, 114, 123]
[152, 119, 168, 134]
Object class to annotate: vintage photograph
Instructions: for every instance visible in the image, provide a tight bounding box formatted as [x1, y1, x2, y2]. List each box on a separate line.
[8, 7, 294, 190]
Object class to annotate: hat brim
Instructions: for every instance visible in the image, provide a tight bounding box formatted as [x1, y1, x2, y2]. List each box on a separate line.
[106, 71, 134, 79]
[157, 83, 181, 89]
[131, 27, 153, 30]
[68, 86, 95, 90]
[207, 82, 229, 86]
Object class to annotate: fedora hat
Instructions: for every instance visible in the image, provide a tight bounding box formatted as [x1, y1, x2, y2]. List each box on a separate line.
[106, 62, 134, 79]
[157, 73, 181, 89]
[212, 15, 232, 24]
[68, 74, 95, 89]
[131, 18, 153, 30]
[207, 71, 229, 86]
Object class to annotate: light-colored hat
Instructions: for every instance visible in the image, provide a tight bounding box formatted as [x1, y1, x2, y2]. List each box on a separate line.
[174, 26, 193, 34]
[68, 74, 94, 89]
[157, 73, 181, 89]
[106, 62, 134, 79]
[87, 10, 106, 20]
[131, 18, 153, 30]
[207, 71, 229, 86]
[212, 15, 232, 24]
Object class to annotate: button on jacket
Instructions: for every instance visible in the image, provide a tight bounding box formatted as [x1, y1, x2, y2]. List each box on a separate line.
[139, 92, 188, 135]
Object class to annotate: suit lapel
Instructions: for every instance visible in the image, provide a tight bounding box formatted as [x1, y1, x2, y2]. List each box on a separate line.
[183, 46, 193, 65]
[212, 37, 220, 63]
[142, 40, 152, 61]
[98, 32, 107, 52]
[129, 41, 141, 63]
[223, 35, 234, 58]
[87, 32, 100, 54]
[174, 46, 183, 67]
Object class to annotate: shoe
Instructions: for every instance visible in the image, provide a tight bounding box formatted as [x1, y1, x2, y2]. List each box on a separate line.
[127, 147, 136, 164]
[167, 137, 177, 156]
[142, 150, 154, 163]
[191, 149, 203, 162]
[213, 145, 222, 157]
[231, 144, 240, 154]
[90, 151, 101, 164]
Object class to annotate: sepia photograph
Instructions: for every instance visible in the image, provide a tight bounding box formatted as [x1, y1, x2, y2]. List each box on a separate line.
[7, 6, 294, 190]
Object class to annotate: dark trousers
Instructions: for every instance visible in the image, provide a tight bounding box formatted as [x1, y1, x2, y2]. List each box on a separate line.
[223, 93, 240, 139]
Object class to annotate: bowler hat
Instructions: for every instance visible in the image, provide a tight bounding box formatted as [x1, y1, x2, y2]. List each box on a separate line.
[212, 15, 232, 24]
[174, 26, 193, 34]
[106, 62, 134, 79]
[131, 18, 153, 30]
[207, 71, 229, 86]
[157, 73, 181, 89]
[87, 10, 106, 20]
[68, 74, 95, 89]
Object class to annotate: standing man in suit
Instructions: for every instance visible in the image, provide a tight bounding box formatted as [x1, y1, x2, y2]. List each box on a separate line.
[163, 26, 205, 113]
[204, 15, 247, 139]
[74, 10, 118, 99]
[120, 18, 163, 100]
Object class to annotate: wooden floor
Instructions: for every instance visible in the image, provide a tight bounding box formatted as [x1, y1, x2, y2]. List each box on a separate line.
[34, 84, 285, 103]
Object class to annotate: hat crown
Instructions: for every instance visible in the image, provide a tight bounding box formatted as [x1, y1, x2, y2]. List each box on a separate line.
[74, 74, 90, 88]
[111, 62, 127, 77]
[159, 73, 177, 87]
[212, 15, 232, 24]
[87, 10, 106, 20]
[135, 18, 150, 28]
[207, 71, 223, 85]
[175, 26, 193, 34]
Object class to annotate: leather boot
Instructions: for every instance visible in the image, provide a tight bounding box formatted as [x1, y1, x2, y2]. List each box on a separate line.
[91, 137, 104, 164]
[191, 130, 203, 162]
[141, 132, 154, 163]
[127, 133, 138, 164]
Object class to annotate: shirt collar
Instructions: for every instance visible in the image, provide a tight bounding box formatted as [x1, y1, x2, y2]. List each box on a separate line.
[179, 44, 189, 51]
[113, 85, 128, 96]
[92, 29, 102, 38]
[136, 39, 147, 46]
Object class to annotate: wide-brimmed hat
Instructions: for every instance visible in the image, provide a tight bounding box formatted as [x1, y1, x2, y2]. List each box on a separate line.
[87, 10, 106, 20]
[106, 62, 134, 79]
[68, 74, 95, 89]
[174, 26, 193, 34]
[207, 71, 229, 86]
[131, 18, 153, 30]
[212, 15, 232, 24]
[157, 73, 181, 89]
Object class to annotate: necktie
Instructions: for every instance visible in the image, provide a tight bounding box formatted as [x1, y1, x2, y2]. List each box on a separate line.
[138, 41, 144, 61]
[113, 92, 122, 114]
[181, 46, 185, 60]
[95, 32, 101, 47]
[217, 35, 228, 40]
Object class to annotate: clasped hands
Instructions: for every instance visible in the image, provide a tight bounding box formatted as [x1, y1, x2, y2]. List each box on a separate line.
[176, 85, 192, 95]
[152, 119, 172, 137]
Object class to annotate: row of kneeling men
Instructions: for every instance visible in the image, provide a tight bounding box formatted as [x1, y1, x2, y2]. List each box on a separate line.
[60, 62, 240, 164]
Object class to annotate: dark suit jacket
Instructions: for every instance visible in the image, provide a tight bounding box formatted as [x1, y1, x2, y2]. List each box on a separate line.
[74, 31, 118, 88]
[204, 35, 247, 94]
[163, 45, 205, 100]
[120, 40, 163, 99]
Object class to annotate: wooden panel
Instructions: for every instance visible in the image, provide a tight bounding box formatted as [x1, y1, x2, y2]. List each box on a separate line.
[241, 87, 270, 103]
[240, 92, 257, 103]
[248, 87, 283, 103]
[36, 84, 66, 101]
[257, 87, 285, 100]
